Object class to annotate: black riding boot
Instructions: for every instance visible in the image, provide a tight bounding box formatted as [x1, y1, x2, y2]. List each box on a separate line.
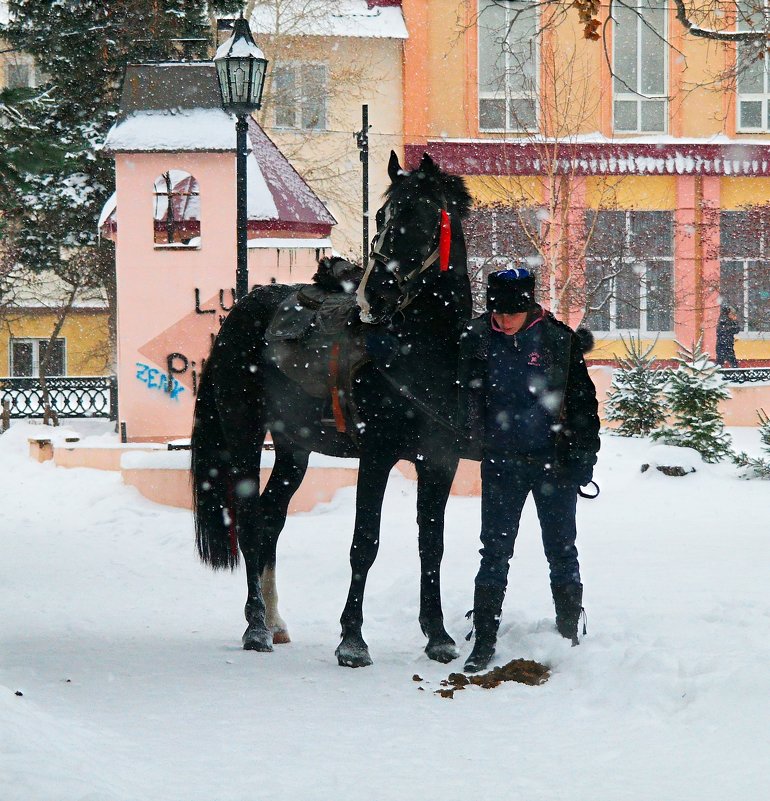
[463, 584, 506, 674]
[552, 582, 585, 646]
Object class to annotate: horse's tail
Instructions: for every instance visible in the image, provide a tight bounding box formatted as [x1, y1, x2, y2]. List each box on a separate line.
[191, 353, 239, 571]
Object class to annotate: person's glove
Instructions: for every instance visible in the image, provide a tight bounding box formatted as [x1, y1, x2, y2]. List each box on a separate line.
[561, 458, 594, 487]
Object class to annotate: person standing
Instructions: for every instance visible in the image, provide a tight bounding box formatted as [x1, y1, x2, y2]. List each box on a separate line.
[716, 306, 740, 368]
[459, 268, 600, 673]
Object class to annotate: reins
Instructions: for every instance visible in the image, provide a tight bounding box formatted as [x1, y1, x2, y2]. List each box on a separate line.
[373, 363, 602, 498]
[373, 362, 467, 439]
[358, 198, 453, 321]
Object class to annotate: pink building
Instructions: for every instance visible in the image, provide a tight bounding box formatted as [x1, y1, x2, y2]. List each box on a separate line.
[102, 63, 335, 441]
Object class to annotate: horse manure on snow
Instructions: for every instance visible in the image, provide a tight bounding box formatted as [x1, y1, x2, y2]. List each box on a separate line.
[429, 659, 550, 698]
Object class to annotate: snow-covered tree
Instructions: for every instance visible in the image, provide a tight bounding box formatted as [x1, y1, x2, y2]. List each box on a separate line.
[733, 409, 770, 479]
[651, 338, 733, 463]
[604, 335, 668, 437]
[0, 0, 239, 369]
[0, 85, 63, 197]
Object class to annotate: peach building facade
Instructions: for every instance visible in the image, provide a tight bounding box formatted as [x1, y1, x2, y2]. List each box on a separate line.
[400, 0, 770, 365]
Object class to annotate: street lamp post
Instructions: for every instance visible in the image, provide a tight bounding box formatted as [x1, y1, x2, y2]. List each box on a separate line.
[214, 14, 268, 301]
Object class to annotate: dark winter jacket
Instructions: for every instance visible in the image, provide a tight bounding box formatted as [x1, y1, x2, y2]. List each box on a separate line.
[716, 317, 740, 352]
[458, 308, 600, 483]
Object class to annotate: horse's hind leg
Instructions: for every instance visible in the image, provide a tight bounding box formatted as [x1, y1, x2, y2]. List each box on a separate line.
[257, 440, 310, 644]
[231, 436, 275, 652]
[416, 456, 460, 663]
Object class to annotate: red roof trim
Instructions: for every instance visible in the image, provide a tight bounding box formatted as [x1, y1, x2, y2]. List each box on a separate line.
[406, 140, 770, 177]
[248, 220, 333, 236]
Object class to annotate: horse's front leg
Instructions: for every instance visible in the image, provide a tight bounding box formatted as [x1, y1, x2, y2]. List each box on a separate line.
[336, 451, 396, 668]
[257, 442, 310, 644]
[416, 455, 460, 663]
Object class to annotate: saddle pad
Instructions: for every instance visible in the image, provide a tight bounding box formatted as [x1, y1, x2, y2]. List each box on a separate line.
[264, 290, 366, 402]
[265, 292, 316, 342]
[265, 290, 358, 342]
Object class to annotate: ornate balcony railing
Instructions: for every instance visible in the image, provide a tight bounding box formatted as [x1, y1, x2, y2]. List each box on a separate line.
[719, 368, 770, 384]
[0, 376, 118, 420]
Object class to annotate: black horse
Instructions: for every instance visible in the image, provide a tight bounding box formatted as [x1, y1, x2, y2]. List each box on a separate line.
[191, 152, 473, 667]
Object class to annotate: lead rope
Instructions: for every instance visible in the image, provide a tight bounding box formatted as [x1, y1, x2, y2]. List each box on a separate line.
[464, 609, 474, 641]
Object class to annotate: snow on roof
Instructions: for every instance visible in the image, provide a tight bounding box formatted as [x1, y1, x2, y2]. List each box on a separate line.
[246, 148, 279, 219]
[214, 24, 267, 60]
[0, 1, 9, 25]
[6, 270, 108, 310]
[101, 63, 335, 233]
[248, 0, 408, 39]
[99, 120, 335, 235]
[434, 133, 770, 147]
[248, 118, 336, 227]
[97, 192, 117, 230]
[102, 108, 238, 153]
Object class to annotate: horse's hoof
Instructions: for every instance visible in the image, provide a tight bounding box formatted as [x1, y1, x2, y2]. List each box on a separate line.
[426, 639, 460, 664]
[271, 627, 291, 645]
[242, 626, 274, 652]
[335, 638, 373, 668]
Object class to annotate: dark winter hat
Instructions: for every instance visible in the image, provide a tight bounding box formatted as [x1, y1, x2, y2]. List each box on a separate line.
[486, 268, 537, 313]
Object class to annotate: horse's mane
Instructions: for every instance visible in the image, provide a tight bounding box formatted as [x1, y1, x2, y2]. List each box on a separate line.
[312, 256, 363, 293]
[385, 157, 473, 220]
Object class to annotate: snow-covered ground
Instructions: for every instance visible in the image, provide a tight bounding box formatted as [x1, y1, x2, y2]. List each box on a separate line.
[1, 421, 768, 801]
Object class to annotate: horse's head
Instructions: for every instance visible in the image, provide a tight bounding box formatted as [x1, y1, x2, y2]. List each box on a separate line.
[357, 151, 472, 325]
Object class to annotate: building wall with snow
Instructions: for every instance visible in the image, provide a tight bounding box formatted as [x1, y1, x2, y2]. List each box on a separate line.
[101, 63, 336, 441]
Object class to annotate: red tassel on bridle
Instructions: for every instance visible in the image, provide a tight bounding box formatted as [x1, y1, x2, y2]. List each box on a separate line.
[439, 209, 451, 272]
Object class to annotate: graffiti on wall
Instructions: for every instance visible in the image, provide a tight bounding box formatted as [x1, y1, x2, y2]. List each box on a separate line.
[135, 362, 185, 400]
[138, 287, 239, 398]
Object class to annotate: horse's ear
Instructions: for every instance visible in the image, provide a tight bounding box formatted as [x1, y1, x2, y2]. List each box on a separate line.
[388, 150, 402, 183]
[419, 152, 437, 172]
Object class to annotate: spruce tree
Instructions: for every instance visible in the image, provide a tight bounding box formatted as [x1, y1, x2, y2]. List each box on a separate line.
[0, 86, 64, 199]
[733, 409, 770, 478]
[651, 337, 733, 462]
[605, 335, 667, 437]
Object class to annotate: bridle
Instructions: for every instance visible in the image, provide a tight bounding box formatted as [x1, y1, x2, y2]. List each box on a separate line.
[357, 196, 452, 324]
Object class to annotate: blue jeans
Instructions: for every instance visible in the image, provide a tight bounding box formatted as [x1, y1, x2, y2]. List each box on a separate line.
[475, 455, 581, 590]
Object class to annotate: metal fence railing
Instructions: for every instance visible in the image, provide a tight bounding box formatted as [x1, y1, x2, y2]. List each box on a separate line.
[0, 376, 118, 420]
[719, 367, 770, 384]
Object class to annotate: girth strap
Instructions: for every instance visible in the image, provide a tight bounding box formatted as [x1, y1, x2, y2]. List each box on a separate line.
[327, 342, 347, 434]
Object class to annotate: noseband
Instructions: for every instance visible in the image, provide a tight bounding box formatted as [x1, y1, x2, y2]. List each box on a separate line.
[357, 197, 451, 323]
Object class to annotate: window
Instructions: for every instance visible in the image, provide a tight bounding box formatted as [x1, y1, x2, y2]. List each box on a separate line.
[585, 210, 674, 332]
[613, 0, 668, 133]
[10, 338, 65, 377]
[273, 63, 327, 130]
[720, 210, 770, 332]
[153, 171, 201, 247]
[466, 204, 542, 312]
[6, 63, 33, 89]
[478, 0, 538, 131]
[736, 1, 770, 131]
